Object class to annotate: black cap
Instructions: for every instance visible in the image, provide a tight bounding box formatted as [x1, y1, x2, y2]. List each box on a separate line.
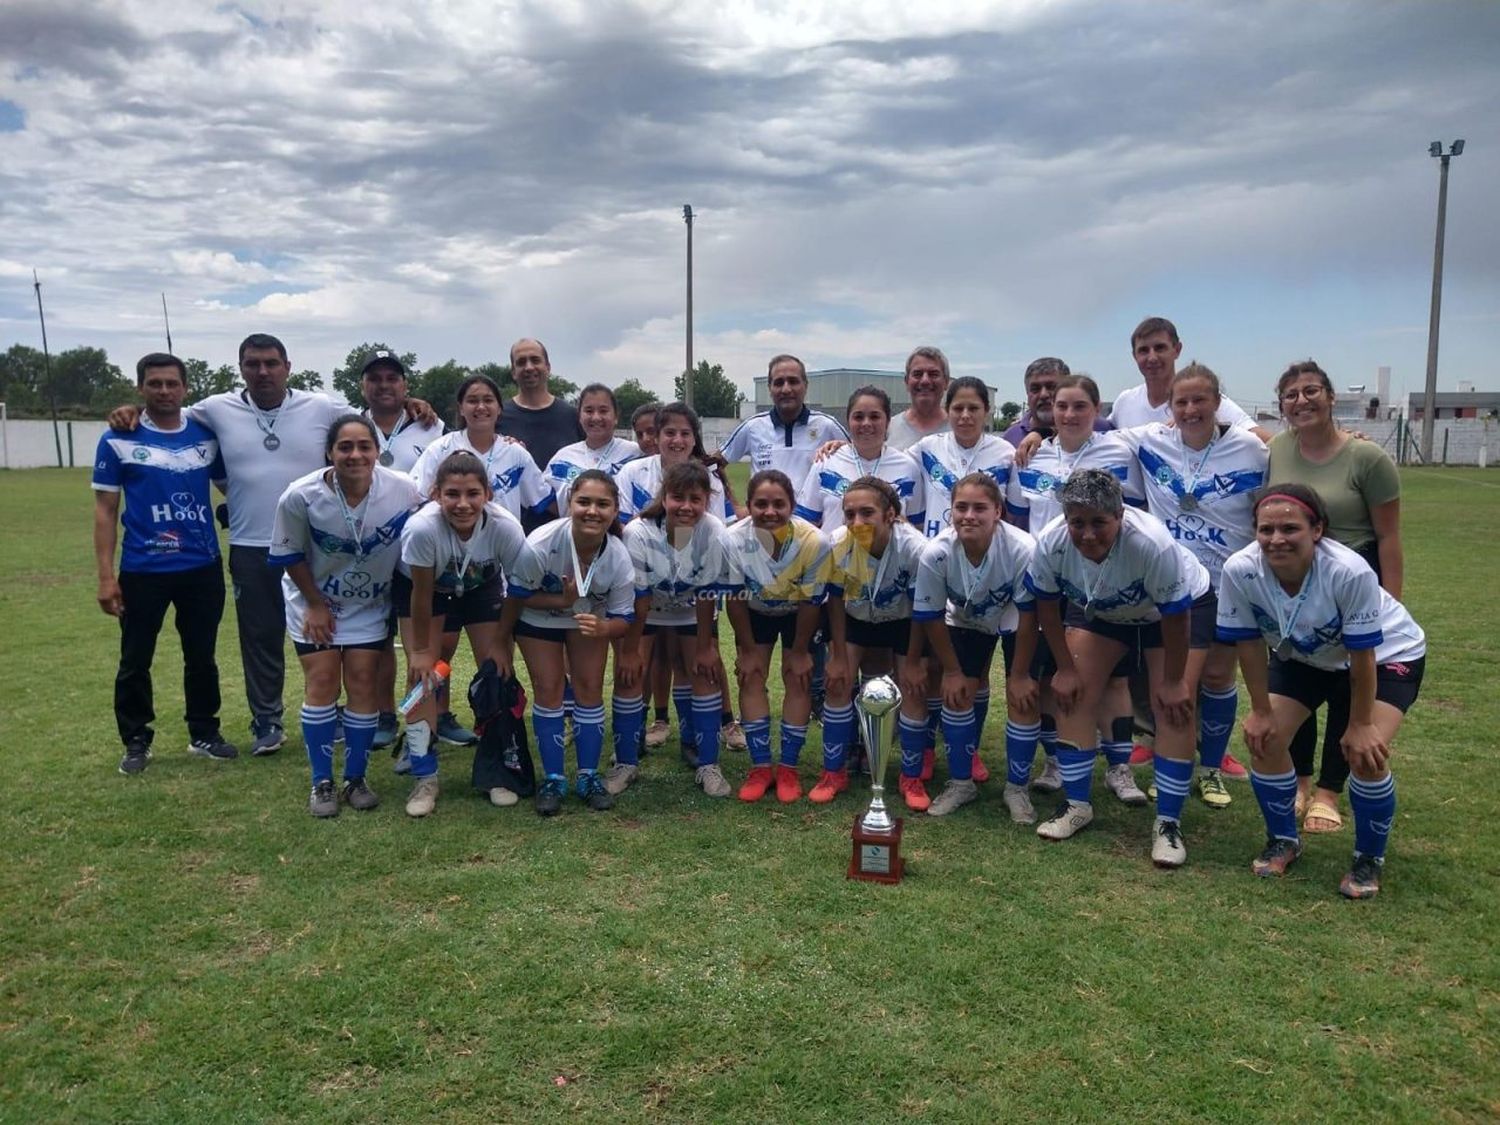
[361, 349, 407, 376]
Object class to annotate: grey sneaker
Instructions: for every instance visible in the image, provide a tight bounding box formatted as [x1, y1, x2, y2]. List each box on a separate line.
[393, 745, 413, 775]
[1031, 756, 1063, 793]
[722, 720, 748, 752]
[188, 735, 239, 761]
[1105, 763, 1149, 807]
[1151, 817, 1187, 868]
[489, 786, 519, 808]
[119, 741, 152, 776]
[341, 777, 380, 811]
[603, 763, 639, 796]
[436, 711, 478, 746]
[696, 763, 732, 798]
[644, 718, 671, 749]
[1002, 782, 1036, 825]
[928, 778, 979, 817]
[372, 711, 400, 751]
[405, 776, 440, 818]
[309, 779, 339, 818]
[251, 719, 285, 757]
[1037, 800, 1094, 840]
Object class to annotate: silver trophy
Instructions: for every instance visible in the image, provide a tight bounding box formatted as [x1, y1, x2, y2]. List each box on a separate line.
[856, 675, 903, 834]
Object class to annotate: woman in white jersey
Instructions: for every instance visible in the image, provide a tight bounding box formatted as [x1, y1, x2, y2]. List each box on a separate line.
[722, 470, 831, 805]
[1217, 483, 1424, 900]
[911, 376, 1016, 540]
[546, 383, 642, 512]
[394, 451, 532, 818]
[499, 470, 636, 817]
[816, 477, 927, 805]
[1023, 470, 1210, 868]
[612, 462, 733, 799]
[796, 386, 924, 531]
[269, 415, 424, 818]
[1117, 362, 1267, 808]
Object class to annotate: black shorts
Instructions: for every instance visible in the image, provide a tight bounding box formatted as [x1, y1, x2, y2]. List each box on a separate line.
[393, 571, 504, 632]
[513, 618, 571, 644]
[1064, 602, 1158, 676]
[747, 607, 799, 648]
[951, 626, 1001, 679]
[845, 615, 912, 655]
[293, 638, 388, 657]
[1268, 653, 1426, 716]
[644, 622, 700, 638]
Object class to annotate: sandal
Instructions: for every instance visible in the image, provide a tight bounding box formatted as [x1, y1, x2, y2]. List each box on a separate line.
[1303, 798, 1344, 834]
[1295, 788, 1311, 820]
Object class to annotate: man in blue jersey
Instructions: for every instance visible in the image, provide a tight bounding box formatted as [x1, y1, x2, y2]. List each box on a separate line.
[93, 353, 235, 774]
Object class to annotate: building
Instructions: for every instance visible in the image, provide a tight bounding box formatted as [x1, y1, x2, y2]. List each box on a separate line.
[747, 367, 1002, 417]
[1407, 391, 1500, 421]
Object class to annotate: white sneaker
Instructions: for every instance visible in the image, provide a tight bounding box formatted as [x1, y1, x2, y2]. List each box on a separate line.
[722, 721, 748, 752]
[1002, 782, 1036, 825]
[489, 786, 518, 807]
[927, 778, 978, 817]
[603, 763, 639, 795]
[696, 763, 732, 798]
[1152, 817, 1187, 868]
[1105, 763, 1149, 807]
[1037, 800, 1094, 840]
[405, 776, 440, 818]
[644, 719, 671, 749]
[1031, 757, 1063, 793]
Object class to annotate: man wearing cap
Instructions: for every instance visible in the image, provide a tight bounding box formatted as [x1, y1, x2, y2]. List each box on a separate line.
[497, 338, 584, 475]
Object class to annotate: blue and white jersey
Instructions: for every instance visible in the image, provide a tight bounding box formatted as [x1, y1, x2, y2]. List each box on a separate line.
[398, 501, 530, 596]
[1026, 507, 1210, 626]
[508, 519, 636, 631]
[1006, 432, 1144, 533]
[828, 520, 927, 625]
[623, 513, 728, 627]
[795, 445, 924, 530]
[1108, 383, 1257, 431]
[720, 517, 830, 616]
[365, 412, 444, 474]
[547, 437, 641, 512]
[614, 454, 731, 523]
[409, 430, 555, 522]
[910, 432, 1016, 538]
[1216, 538, 1426, 671]
[92, 415, 225, 573]
[914, 524, 1035, 635]
[268, 466, 423, 644]
[1119, 423, 1266, 584]
[720, 407, 850, 497]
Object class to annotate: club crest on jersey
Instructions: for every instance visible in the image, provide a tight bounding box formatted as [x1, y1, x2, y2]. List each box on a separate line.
[132, 446, 151, 462]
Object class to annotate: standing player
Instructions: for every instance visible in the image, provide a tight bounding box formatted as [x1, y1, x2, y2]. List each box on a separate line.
[795, 385, 923, 531]
[546, 384, 641, 511]
[93, 353, 234, 773]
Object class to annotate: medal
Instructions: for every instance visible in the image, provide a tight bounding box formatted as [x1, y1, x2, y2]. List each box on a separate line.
[1178, 430, 1217, 514]
[248, 391, 284, 451]
[1079, 535, 1120, 622]
[1179, 494, 1199, 512]
[1083, 602, 1099, 622]
[1272, 557, 1316, 659]
[263, 433, 281, 451]
[378, 450, 394, 466]
[1273, 638, 1295, 660]
[332, 472, 371, 558]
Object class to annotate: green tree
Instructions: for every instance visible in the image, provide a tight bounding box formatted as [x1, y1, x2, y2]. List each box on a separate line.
[332, 342, 420, 408]
[51, 347, 132, 416]
[675, 361, 744, 418]
[612, 378, 659, 423]
[182, 358, 241, 403]
[487, 361, 578, 400]
[997, 400, 1022, 432]
[288, 369, 324, 393]
[412, 360, 474, 429]
[0, 344, 47, 415]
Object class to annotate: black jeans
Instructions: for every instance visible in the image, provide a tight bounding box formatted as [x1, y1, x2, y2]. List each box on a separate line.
[228, 545, 287, 728]
[115, 561, 226, 746]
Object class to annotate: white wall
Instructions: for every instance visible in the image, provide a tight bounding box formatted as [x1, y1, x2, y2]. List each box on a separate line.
[1, 416, 110, 470]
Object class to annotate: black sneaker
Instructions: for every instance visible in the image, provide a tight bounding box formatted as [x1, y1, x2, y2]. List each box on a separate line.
[188, 735, 239, 761]
[372, 711, 400, 750]
[341, 777, 380, 811]
[535, 775, 567, 817]
[577, 771, 614, 811]
[1340, 854, 1383, 900]
[250, 718, 285, 757]
[309, 779, 339, 818]
[119, 741, 152, 776]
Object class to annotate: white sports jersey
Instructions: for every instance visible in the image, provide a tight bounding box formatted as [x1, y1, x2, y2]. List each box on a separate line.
[885, 411, 949, 452]
[1006, 432, 1145, 533]
[910, 432, 1017, 538]
[828, 520, 927, 625]
[1109, 382, 1257, 431]
[547, 437, 642, 512]
[398, 501, 530, 596]
[1216, 538, 1426, 670]
[1026, 507, 1210, 626]
[614, 455, 731, 522]
[409, 430, 555, 522]
[720, 516, 830, 615]
[268, 466, 423, 644]
[795, 445, 925, 530]
[509, 520, 636, 630]
[188, 389, 348, 547]
[365, 412, 444, 474]
[914, 524, 1036, 634]
[720, 408, 850, 496]
[623, 512, 729, 626]
[1118, 423, 1266, 584]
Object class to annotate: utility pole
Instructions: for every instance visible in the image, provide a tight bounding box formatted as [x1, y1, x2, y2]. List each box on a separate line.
[683, 204, 695, 409]
[161, 292, 174, 353]
[32, 270, 63, 466]
[1421, 139, 1465, 463]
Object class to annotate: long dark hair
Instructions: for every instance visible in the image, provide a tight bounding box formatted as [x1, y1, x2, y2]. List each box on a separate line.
[656, 401, 729, 484]
[568, 468, 624, 538]
[456, 374, 504, 430]
[639, 461, 713, 524]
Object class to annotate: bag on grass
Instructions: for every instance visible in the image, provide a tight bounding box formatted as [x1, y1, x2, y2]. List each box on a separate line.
[468, 659, 536, 798]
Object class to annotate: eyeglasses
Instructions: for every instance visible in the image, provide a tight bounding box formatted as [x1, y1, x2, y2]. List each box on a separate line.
[1279, 386, 1326, 404]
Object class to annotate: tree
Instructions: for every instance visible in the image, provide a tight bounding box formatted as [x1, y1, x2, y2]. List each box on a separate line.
[288, 369, 324, 392]
[332, 342, 420, 408]
[997, 400, 1022, 432]
[612, 378, 659, 422]
[182, 358, 240, 403]
[412, 360, 474, 429]
[487, 361, 578, 400]
[0, 344, 47, 415]
[675, 360, 744, 418]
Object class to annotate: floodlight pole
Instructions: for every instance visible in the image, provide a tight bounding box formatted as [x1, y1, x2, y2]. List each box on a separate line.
[32, 270, 63, 466]
[1420, 140, 1464, 463]
[683, 204, 695, 409]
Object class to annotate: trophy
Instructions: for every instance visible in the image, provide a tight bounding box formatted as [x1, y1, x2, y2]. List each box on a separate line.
[847, 675, 905, 884]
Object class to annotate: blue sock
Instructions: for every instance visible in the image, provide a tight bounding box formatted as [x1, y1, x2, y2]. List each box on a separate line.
[1102, 738, 1132, 768]
[1005, 720, 1041, 786]
[744, 717, 772, 766]
[573, 703, 605, 772]
[974, 689, 991, 740]
[821, 703, 856, 771]
[692, 693, 723, 767]
[672, 685, 693, 742]
[612, 694, 644, 767]
[1198, 685, 1237, 769]
[342, 709, 377, 781]
[1348, 773, 1396, 862]
[405, 718, 437, 779]
[1057, 744, 1097, 804]
[1040, 714, 1060, 762]
[533, 704, 567, 777]
[940, 707, 977, 781]
[1153, 754, 1193, 823]
[563, 678, 576, 719]
[898, 714, 927, 778]
[1250, 768, 1300, 842]
[925, 698, 942, 749]
[779, 721, 808, 767]
[302, 703, 338, 784]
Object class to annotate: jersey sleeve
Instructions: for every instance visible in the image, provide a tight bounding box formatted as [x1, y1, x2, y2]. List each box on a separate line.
[1004, 466, 1030, 523]
[1120, 450, 1147, 506]
[408, 442, 439, 498]
[798, 529, 832, 604]
[901, 457, 926, 527]
[267, 485, 310, 566]
[493, 509, 531, 575]
[505, 540, 544, 599]
[91, 433, 122, 491]
[1355, 442, 1401, 509]
[794, 462, 825, 525]
[400, 515, 440, 570]
[1215, 394, 1256, 430]
[1144, 539, 1194, 615]
[516, 456, 556, 516]
[1336, 557, 1385, 650]
[719, 421, 752, 462]
[624, 523, 653, 599]
[912, 540, 948, 621]
[1023, 535, 1062, 601]
[1214, 561, 1261, 643]
[719, 530, 745, 595]
[1009, 533, 1037, 611]
[603, 545, 636, 619]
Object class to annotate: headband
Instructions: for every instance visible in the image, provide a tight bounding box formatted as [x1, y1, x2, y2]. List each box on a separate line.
[1257, 493, 1320, 521]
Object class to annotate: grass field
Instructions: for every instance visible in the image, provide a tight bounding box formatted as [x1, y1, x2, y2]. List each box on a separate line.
[2, 466, 1498, 1122]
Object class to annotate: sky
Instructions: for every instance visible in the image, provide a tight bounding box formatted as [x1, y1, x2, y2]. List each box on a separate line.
[1, 0, 1497, 414]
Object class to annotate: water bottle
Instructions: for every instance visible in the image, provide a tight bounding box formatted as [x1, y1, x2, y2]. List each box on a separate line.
[398, 659, 451, 718]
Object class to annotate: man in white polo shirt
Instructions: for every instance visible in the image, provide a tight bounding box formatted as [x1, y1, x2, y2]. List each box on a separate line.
[1110, 316, 1273, 440]
[720, 354, 848, 508]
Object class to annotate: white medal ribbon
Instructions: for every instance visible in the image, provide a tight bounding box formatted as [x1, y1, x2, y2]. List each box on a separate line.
[1178, 429, 1218, 504]
[1274, 557, 1317, 648]
[850, 444, 882, 480]
[1081, 535, 1120, 610]
[957, 538, 991, 609]
[247, 393, 282, 444]
[568, 527, 604, 603]
[588, 437, 619, 470]
[447, 513, 484, 588]
[947, 434, 981, 480]
[854, 530, 896, 609]
[372, 412, 409, 460]
[331, 473, 371, 558]
[1060, 434, 1095, 481]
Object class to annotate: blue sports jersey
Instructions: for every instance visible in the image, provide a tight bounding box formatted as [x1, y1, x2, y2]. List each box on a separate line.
[92, 416, 225, 574]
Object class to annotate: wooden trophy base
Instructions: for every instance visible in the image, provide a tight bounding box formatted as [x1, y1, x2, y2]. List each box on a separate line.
[848, 814, 905, 884]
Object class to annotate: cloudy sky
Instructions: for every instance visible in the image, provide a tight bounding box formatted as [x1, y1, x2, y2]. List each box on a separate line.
[1, 0, 1496, 413]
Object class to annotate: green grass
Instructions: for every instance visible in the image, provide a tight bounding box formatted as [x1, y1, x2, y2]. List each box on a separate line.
[2, 466, 1498, 1122]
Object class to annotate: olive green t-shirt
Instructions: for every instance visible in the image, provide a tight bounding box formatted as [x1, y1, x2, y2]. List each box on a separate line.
[1266, 432, 1400, 551]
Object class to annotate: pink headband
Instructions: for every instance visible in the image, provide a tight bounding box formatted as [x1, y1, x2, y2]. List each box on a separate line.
[1258, 493, 1320, 520]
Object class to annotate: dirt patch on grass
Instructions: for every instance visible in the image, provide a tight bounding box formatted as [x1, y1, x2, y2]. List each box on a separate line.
[309, 1064, 380, 1096]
